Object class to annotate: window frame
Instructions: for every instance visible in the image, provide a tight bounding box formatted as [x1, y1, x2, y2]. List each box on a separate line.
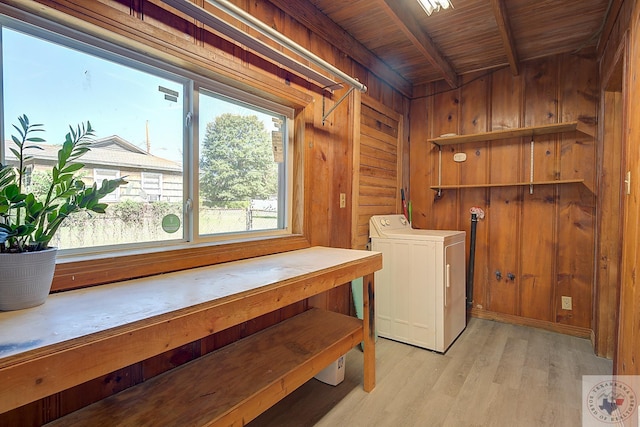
[0, 2, 315, 292]
[0, 10, 302, 268]
[193, 84, 293, 240]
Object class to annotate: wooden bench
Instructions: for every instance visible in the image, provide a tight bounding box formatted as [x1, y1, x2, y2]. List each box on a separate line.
[0, 246, 381, 425]
[47, 308, 361, 426]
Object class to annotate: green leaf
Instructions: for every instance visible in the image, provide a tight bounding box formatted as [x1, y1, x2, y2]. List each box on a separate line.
[26, 201, 44, 221]
[12, 125, 25, 141]
[70, 147, 90, 158]
[46, 210, 59, 223]
[33, 229, 47, 243]
[17, 114, 29, 129]
[90, 203, 108, 213]
[59, 140, 73, 164]
[52, 165, 60, 181]
[42, 203, 59, 214]
[14, 224, 35, 237]
[11, 134, 23, 147]
[60, 163, 84, 174]
[58, 202, 73, 215]
[4, 184, 22, 201]
[0, 167, 16, 188]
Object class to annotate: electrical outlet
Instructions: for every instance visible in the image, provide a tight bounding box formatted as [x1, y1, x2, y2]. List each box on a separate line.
[561, 296, 572, 310]
[339, 193, 346, 208]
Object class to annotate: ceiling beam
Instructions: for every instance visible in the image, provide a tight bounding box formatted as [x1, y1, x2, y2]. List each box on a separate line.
[379, 0, 458, 88]
[490, 0, 519, 75]
[266, 0, 413, 97]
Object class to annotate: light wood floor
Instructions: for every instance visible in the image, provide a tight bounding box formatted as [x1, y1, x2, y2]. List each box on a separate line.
[248, 317, 612, 427]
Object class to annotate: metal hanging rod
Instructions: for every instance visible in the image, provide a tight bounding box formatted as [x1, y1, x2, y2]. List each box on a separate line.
[161, 0, 367, 94]
[207, 0, 367, 93]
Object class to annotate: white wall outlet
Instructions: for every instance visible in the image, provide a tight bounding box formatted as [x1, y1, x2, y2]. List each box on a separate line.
[339, 193, 346, 208]
[453, 152, 467, 162]
[561, 296, 573, 310]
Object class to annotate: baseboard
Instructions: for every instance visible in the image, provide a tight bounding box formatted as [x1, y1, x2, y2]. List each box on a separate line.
[469, 307, 593, 339]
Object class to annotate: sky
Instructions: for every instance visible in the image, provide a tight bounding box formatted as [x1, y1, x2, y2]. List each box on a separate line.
[1, 26, 280, 164]
[2, 27, 187, 162]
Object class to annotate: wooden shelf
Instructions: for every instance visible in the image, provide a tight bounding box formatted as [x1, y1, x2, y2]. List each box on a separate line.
[47, 308, 362, 427]
[428, 121, 593, 146]
[430, 179, 585, 190]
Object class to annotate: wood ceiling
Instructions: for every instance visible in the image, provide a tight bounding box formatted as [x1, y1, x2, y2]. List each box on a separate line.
[268, 0, 612, 97]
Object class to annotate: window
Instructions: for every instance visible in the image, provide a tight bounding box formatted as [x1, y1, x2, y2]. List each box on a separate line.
[141, 172, 163, 202]
[94, 169, 121, 203]
[198, 89, 287, 235]
[0, 16, 293, 255]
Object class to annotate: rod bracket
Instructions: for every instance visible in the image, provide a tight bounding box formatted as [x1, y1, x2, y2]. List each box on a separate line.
[322, 86, 356, 125]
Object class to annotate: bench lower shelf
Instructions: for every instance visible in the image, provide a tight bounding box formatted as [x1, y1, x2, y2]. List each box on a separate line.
[46, 308, 363, 427]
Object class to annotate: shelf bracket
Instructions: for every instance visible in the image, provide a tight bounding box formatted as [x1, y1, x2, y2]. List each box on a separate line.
[438, 146, 442, 197]
[529, 138, 535, 194]
[322, 86, 355, 125]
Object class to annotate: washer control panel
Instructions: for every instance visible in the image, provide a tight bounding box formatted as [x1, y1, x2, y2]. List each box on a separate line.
[369, 214, 411, 237]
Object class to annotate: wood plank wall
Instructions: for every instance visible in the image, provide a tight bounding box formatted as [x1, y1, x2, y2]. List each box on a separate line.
[352, 97, 404, 250]
[0, 0, 409, 424]
[410, 54, 598, 336]
[594, 18, 627, 359]
[617, 3, 640, 375]
[598, 0, 640, 376]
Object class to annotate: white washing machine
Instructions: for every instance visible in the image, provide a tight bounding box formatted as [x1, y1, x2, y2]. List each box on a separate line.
[369, 215, 466, 353]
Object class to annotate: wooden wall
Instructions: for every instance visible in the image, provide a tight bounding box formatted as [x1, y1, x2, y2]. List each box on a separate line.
[616, 1, 640, 376]
[352, 96, 405, 250]
[597, 0, 640, 376]
[593, 0, 629, 361]
[0, 0, 409, 424]
[410, 54, 598, 336]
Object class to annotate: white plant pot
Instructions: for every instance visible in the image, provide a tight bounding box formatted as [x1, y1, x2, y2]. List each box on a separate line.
[0, 247, 57, 311]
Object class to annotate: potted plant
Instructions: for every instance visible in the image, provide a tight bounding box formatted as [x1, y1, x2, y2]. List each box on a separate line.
[0, 115, 126, 310]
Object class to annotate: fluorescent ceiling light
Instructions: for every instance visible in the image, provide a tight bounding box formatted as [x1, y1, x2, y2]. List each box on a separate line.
[417, 0, 453, 16]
